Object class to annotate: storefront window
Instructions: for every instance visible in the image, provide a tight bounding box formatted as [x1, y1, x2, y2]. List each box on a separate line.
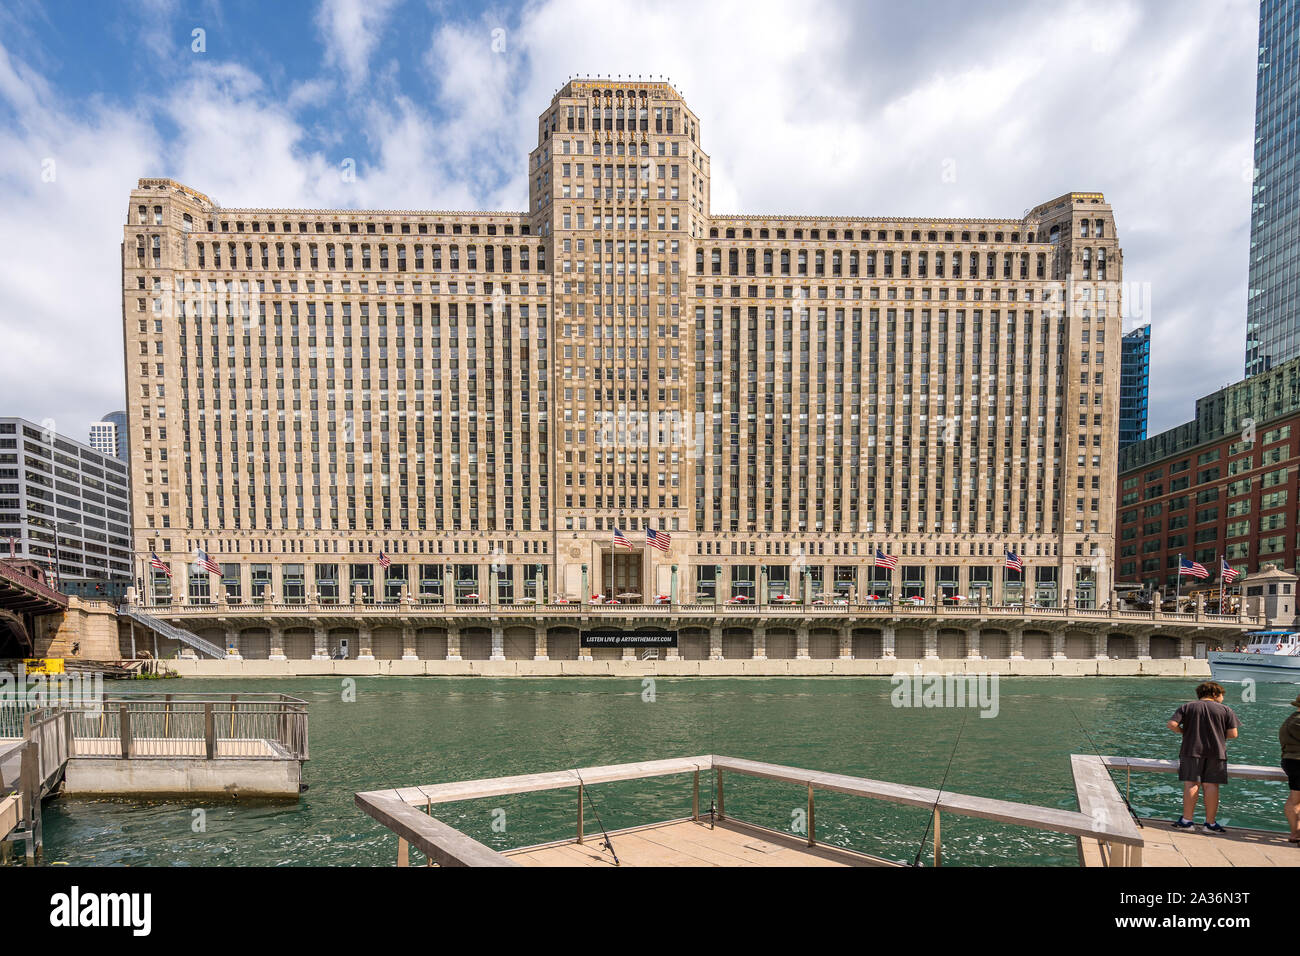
[697, 565, 718, 601]
[731, 565, 755, 600]
[251, 564, 272, 603]
[221, 563, 241, 602]
[349, 564, 374, 603]
[316, 564, 338, 604]
[283, 564, 305, 604]
[1034, 566, 1058, 607]
[766, 564, 789, 600]
[901, 566, 925, 599]
[187, 570, 210, 604]
[455, 564, 479, 602]
[418, 564, 443, 603]
[384, 564, 407, 603]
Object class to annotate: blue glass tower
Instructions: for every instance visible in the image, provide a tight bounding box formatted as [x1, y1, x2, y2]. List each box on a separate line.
[1120, 325, 1150, 449]
[1246, 0, 1300, 375]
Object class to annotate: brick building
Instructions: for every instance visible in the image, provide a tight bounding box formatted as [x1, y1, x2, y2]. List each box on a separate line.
[1117, 356, 1300, 590]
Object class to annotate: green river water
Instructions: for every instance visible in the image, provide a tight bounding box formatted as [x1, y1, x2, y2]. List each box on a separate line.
[30, 676, 1300, 867]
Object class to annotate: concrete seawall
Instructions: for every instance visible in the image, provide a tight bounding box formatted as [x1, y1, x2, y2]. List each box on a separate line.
[167, 657, 1213, 678]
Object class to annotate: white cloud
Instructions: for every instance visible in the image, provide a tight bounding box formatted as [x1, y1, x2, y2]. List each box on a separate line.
[315, 0, 400, 89]
[0, 0, 1264, 442]
[0, 45, 160, 436]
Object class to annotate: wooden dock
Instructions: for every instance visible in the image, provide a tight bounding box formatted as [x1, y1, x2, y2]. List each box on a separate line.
[359, 752, 1300, 868]
[1081, 819, 1300, 868]
[506, 817, 895, 867]
[357, 754, 1146, 867]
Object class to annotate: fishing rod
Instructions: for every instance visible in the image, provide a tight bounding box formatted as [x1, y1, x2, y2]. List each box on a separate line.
[707, 683, 717, 829]
[555, 718, 620, 865]
[911, 708, 970, 867]
[573, 767, 621, 866]
[1065, 700, 1144, 830]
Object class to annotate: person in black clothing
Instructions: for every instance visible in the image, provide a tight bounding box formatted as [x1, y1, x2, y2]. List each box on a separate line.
[1280, 695, 1300, 843]
[1167, 681, 1241, 832]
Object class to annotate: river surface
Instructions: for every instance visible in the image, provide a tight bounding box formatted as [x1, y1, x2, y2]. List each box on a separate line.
[31, 676, 1300, 866]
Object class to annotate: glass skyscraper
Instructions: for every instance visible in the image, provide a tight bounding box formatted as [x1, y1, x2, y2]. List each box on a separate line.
[1120, 325, 1150, 449]
[1246, 0, 1300, 375]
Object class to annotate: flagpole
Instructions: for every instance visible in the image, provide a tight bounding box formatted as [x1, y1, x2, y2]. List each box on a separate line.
[1218, 555, 1224, 615]
[1176, 552, 1183, 611]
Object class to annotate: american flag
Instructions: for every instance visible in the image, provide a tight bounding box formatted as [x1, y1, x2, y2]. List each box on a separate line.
[613, 527, 632, 549]
[197, 550, 221, 574]
[1179, 557, 1209, 580]
[1005, 551, 1024, 573]
[378, 551, 391, 569]
[875, 550, 897, 570]
[149, 552, 172, 578]
[646, 527, 670, 551]
[1220, 558, 1239, 584]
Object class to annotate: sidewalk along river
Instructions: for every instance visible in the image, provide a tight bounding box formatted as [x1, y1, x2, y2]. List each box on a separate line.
[30, 676, 1300, 867]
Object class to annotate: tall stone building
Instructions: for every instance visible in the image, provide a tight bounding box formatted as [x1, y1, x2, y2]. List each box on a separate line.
[122, 79, 1122, 613]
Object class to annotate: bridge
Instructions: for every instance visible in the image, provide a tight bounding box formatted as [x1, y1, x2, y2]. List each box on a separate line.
[0, 560, 68, 657]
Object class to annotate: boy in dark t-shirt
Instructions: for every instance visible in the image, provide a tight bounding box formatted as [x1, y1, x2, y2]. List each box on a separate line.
[1167, 681, 1241, 832]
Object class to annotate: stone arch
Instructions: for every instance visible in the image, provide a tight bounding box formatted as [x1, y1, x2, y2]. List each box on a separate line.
[0, 609, 31, 657]
[894, 628, 925, 659]
[937, 629, 966, 659]
[1150, 635, 1180, 659]
[461, 627, 492, 661]
[1064, 632, 1094, 659]
[282, 627, 314, 659]
[547, 626, 580, 661]
[765, 628, 796, 660]
[370, 627, 403, 660]
[1021, 630, 1051, 659]
[678, 627, 709, 660]
[852, 629, 883, 659]
[326, 627, 357, 658]
[980, 629, 1010, 658]
[503, 626, 536, 660]
[809, 627, 839, 659]
[417, 628, 448, 660]
[237, 627, 271, 660]
[194, 626, 227, 655]
[1106, 633, 1136, 659]
[722, 628, 753, 660]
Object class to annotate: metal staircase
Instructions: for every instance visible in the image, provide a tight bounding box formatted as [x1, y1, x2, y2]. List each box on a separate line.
[119, 606, 227, 659]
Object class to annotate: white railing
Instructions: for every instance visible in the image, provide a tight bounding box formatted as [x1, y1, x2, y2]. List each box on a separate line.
[133, 599, 1259, 629]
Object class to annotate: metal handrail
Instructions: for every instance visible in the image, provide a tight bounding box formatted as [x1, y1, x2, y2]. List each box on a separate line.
[357, 753, 1143, 868]
[133, 599, 1256, 625]
[121, 605, 227, 658]
[69, 694, 308, 761]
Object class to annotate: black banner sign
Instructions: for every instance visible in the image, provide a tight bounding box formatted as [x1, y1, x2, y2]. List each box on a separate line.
[580, 628, 678, 647]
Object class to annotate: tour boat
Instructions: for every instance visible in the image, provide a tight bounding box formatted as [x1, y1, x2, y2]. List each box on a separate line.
[1208, 630, 1300, 682]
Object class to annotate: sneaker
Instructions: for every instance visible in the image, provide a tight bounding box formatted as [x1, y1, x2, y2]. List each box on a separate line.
[1173, 818, 1195, 829]
[1204, 822, 1226, 833]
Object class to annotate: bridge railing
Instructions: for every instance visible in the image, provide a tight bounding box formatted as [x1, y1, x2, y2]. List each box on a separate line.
[0, 560, 67, 607]
[68, 694, 308, 761]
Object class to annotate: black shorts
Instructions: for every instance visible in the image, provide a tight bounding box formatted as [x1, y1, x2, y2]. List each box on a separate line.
[1283, 758, 1300, 792]
[1178, 756, 1229, 784]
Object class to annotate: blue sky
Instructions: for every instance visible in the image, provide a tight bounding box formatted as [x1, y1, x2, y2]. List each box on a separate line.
[0, 0, 1262, 442]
